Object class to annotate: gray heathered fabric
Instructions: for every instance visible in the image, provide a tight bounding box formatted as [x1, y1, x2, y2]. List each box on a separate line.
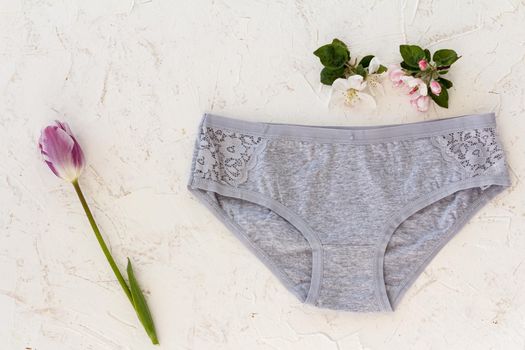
[187, 112, 511, 312]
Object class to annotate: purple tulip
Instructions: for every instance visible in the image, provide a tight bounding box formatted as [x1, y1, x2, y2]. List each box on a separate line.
[39, 121, 85, 182]
[38, 120, 159, 344]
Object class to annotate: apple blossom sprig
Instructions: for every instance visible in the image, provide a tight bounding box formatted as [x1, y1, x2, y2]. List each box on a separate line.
[313, 38, 387, 108]
[390, 45, 460, 112]
[39, 121, 159, 345]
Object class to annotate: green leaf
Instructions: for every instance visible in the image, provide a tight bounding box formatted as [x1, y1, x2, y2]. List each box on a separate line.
[331, 38, 348, 50]
[400, 61, 414, 70]
[313, 39, 350, 69]
[376, 64, 388, 74]
[433, 49, 460, 67]
[320, 66, 346, 85]
[437, 77, 453, 89]
[399, 45, 426, 68]
[354, 64, 367, 79]
[429, 83, 449, 108]
[127, 258, 159, 345]
[358, 55, 374, 68]
[424, 49, 431, 61]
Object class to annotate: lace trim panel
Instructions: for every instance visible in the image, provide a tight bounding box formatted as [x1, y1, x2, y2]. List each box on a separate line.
[431, 127, 506, 178]
[193, 126, 268, 186]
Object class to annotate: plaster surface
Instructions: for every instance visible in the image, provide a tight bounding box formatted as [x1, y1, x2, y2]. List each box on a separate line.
[1, 1, 525, 349]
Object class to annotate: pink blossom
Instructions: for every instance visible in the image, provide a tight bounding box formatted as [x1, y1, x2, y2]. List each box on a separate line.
[418, 59, 428, 71]
[389, 67, 432, 112]
[410, 95, 430, 112]
[388, 65, 406, 87]
[429, 80, 442, 95]
[403, 77, 428, 96]
[405, 78, 430, 112]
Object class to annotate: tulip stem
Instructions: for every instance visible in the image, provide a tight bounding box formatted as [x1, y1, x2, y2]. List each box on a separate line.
[72, 180, 133, 304]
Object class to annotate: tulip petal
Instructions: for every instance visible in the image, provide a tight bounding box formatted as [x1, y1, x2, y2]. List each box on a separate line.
[40, 126, 74, 163]
[70, 134, 85, 171]
[53, 120, 84, 169]
[55, 120, 73, 135]
[43, 159, 61, 178]
[39, 125, 82, 182]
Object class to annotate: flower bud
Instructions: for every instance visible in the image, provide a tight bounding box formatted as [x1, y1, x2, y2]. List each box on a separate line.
[418, 59, 428, 71]
[39, 121, 85, 182]
[430, 80, 442, 95]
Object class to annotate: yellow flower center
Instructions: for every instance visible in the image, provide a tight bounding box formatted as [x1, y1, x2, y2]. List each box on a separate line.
[344, 88, 359, 105]
[367, 74, 381, 88]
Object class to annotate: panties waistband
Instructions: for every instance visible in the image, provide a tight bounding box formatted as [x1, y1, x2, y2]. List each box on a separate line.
[201, 112, 497, 144]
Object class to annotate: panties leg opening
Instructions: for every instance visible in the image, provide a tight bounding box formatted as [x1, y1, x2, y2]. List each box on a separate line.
[377, 176, 510, 311]
[188, 179, 323, 304]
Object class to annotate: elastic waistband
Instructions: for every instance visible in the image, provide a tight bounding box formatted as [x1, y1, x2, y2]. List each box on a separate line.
[201, 112, 497, 144]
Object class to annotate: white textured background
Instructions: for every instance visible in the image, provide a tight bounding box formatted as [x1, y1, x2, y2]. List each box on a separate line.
[1, 1, 525, 349]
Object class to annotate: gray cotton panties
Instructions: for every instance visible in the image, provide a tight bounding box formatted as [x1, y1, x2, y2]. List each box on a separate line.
[187, 112, 511, 312]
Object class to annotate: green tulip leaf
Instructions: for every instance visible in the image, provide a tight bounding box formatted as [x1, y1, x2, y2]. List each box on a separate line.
[127, 258, 159, 345]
